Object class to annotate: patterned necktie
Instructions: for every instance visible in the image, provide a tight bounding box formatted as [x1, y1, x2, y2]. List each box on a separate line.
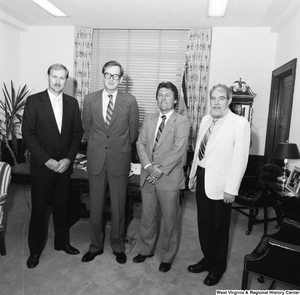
[106, 94, 113, 128]
[153, 115, 166, 154]
[198, 119, 217, 161]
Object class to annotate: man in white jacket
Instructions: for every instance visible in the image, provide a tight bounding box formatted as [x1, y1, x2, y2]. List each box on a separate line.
[187, 84, 250, 286]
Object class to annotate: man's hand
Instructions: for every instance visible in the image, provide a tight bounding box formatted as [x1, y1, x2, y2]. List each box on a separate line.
[55, 158, 71, 173]
[146, 164, 163, 180]
[45, 159, 59, 171]
[223, 192, 235, 203]
[146, 175, 159, 184]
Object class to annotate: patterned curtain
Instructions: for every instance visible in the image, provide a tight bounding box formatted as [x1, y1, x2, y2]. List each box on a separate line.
[74, 28, 93, 110]
[179, 28, 212, 150]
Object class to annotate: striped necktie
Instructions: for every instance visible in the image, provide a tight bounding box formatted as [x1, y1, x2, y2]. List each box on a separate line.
[198, 119, 217, 161]
[153, 115, 166, 154]
[106, 94, 113, 128]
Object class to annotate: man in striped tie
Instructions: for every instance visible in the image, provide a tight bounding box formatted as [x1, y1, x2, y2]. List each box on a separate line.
[187, 84, 250, 286]
[82, 61, 139, 265]
[134, 82, 189, 273]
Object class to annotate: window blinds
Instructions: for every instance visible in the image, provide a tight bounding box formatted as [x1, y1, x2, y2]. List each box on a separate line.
[90, 29, 188, 126]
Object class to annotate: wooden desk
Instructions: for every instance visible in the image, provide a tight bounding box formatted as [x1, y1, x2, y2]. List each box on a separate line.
[11, 163, 140, 228]
[265, 182, 300, 226]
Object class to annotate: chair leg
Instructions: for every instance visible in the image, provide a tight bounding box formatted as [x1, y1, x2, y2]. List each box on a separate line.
[246, 209, 254, 235]
[273, 206, 283, 229]
[0, 230, 6, 256]
[241, 270, 249, 290]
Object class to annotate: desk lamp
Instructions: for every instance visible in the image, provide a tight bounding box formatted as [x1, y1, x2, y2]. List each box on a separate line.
[272, 142, 300, 188]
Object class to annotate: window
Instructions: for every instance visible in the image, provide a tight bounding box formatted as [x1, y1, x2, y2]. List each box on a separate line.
[90, 29, 188, 126]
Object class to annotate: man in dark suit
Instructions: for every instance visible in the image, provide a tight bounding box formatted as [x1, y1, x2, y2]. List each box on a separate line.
[22, 63, 83, 269]
[82, 60, 139, 264]
[133, 82, 189, 272]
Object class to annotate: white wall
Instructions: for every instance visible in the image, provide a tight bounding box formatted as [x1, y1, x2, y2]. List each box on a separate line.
[209, 27, 277, 156]
[0, 22, 21, 87]
[275, 10, 300, 169]
[20, 26, 75, 96]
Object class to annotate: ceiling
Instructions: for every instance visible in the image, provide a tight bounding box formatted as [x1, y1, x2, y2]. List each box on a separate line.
[1, 0, 300, 32]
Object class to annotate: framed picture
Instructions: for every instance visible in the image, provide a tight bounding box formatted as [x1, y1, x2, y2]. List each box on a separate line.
[286, 166, 300, 194]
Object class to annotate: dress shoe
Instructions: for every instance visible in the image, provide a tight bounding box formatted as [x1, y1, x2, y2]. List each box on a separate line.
[159, 262, 172, 273]
[204, 272, 223, 286]
[27, 254, 40, 269]
[133, 253, 154, 263]
[187, 261, 210, 273]
[55, 244, 80, 255]
[113, 251, 127, 264]
[81, 250, 103, 262]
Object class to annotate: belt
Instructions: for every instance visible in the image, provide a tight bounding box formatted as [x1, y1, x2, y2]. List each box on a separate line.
[197, 166, 205, 172]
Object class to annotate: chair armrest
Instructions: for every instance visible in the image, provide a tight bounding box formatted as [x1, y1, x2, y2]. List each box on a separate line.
[268, 218, 300, 246]
[269, 238, 300, 253]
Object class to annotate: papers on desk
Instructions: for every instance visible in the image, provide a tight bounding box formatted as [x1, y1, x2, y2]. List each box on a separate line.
[74, 153, 87, 170]
[129, 163, 141, 177]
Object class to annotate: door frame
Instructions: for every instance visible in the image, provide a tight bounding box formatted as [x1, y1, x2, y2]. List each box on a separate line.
[264, 58, 297, 164]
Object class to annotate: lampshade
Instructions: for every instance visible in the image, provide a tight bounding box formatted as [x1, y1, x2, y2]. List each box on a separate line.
[272, 142, 300, 159]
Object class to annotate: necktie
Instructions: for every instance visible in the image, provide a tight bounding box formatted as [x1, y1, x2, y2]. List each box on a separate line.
[106, 95, 114, 128]
[198, 119, 217, 161]
[153, 115, 166, 154]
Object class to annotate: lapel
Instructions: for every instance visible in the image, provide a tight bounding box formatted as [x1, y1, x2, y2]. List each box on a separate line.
[94, 90, 105, 127]
[157, 111, 176, 148]
[61, 94, 70, 135]
[41, 90, 60, 132]
[153, 111, 177, 150]
[149, 112, 160, 151]
[206, 111, 235, 155]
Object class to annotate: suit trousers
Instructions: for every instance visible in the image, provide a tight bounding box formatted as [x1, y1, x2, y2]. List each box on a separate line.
[196, 167, 232, 275]
[88, 166, 128, 253]
[139, 181, 181, 263]
[29, 173, 70, 254]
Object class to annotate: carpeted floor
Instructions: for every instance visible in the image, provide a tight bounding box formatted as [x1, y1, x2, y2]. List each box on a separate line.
[0, 183, 293, 295]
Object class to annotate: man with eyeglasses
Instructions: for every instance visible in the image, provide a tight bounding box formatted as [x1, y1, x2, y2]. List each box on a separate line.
[82, 61, 139, 265]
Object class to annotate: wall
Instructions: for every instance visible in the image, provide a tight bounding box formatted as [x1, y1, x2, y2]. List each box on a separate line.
[275, 9, 300, 169]
[209, 27, 277, 156]
[0, 22, 21, 88]
[20, 26, 75, 96]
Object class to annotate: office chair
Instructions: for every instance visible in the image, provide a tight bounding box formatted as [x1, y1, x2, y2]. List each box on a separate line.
[233, 164, 282, 235]
[242, 218, 300, 289]
[0, 161, 12, 256]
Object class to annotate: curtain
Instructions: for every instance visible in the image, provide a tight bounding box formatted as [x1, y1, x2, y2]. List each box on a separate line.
[74, 28, 93, 110]
[179, 28, 212, 150]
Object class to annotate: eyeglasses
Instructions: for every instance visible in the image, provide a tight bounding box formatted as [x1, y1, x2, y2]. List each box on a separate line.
[104, 72, 121, 80]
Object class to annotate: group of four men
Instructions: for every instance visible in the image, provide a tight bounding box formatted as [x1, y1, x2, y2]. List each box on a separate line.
[22, 61, 250, 287]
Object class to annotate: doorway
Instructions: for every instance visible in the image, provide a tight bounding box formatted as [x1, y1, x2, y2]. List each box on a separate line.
[264, 59, 297, 164]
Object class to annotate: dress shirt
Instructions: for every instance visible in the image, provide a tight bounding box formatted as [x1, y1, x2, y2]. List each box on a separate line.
[48, 89, 63, 133]
[153, 110, 174, 144]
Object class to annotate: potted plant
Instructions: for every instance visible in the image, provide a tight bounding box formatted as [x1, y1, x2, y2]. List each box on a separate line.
[0, 81, 31, 165]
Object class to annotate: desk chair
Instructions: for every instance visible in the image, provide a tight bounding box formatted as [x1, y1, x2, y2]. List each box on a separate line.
[242, 218, 300, 289]
[0, 161, 12, 255]
[233, 164, 282, 235]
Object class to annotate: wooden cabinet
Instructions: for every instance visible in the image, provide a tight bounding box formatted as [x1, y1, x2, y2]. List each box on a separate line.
[230, 78, 256, 126]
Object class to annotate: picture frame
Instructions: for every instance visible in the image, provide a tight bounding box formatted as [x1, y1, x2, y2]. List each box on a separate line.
[285, 166, 300, 194]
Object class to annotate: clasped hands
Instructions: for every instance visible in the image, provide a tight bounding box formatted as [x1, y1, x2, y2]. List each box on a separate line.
[45, 158, 71, 173]
[146, 164, 163, 184]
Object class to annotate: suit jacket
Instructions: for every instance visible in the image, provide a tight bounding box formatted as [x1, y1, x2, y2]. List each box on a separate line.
[137, 111, 189, 191]
[82, 89, 139, 176]
[22, 90, 83, 177]
[189, 110, 250, 199]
